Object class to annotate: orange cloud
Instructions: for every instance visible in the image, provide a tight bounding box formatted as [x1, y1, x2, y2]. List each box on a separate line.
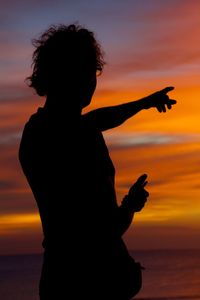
[107, 140, 200, 228]
[0, 213, 40, 235]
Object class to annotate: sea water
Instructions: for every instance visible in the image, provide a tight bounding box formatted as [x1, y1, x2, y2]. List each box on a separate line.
[133, 249, 200, 300]
[0, 249, 199, 300]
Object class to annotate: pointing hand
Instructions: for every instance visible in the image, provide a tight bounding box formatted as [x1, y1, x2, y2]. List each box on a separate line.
[144, 86, 177, 112]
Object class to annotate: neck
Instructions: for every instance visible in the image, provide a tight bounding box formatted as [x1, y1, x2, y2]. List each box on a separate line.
[44, 94, 82, 116]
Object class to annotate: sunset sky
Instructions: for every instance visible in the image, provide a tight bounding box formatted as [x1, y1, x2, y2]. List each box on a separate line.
[0, 0, 200, 255]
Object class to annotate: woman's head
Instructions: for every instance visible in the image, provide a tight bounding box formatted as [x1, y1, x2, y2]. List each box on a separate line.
[27, 23, 105, 104]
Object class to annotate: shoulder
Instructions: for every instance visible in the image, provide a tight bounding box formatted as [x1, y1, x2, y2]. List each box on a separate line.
[20, 108, 46, 146]
[27, 107, 45, 127]
[23, 107, 46, 133]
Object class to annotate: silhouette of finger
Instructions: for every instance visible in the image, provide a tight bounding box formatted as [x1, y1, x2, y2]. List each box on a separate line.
[144, 189, 149, 197]
[160, 86, 174, 94]
[168, 99, 177, 105]
[136, 174, 148, 186]
[160, 104, 166, 112]
[142, 180, 148, 187]
[166, 102, 172, 109]
[156, 106, 163, 113]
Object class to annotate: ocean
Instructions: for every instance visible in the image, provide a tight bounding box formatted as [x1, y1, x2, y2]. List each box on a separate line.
[0, 249, 199, 300]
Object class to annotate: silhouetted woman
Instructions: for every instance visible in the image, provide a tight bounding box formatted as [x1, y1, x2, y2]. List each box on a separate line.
[19, 24, 176, 300]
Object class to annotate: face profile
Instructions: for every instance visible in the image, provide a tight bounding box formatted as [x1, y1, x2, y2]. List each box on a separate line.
[79, 73, 97, 108]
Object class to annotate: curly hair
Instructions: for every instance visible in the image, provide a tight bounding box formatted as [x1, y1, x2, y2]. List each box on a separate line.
[26, 24, 105, 96]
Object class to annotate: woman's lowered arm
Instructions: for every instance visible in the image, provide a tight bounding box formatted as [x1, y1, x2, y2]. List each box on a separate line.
[114, 174, 149, 237]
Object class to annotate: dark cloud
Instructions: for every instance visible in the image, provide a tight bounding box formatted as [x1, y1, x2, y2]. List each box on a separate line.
[0, 179, 19, 191]
[0, 192, 36, 215]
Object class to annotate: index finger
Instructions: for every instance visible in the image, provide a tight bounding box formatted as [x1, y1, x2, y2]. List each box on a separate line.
[136, 174, 148, 185]
[160, 86, 174, 94]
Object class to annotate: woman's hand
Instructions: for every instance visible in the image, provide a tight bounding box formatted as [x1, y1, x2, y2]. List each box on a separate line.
[122, 174, 149, 212]
[143, 86, 177, 112]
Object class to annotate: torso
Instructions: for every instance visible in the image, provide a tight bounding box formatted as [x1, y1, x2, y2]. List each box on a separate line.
[19, 107, 118, 250]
